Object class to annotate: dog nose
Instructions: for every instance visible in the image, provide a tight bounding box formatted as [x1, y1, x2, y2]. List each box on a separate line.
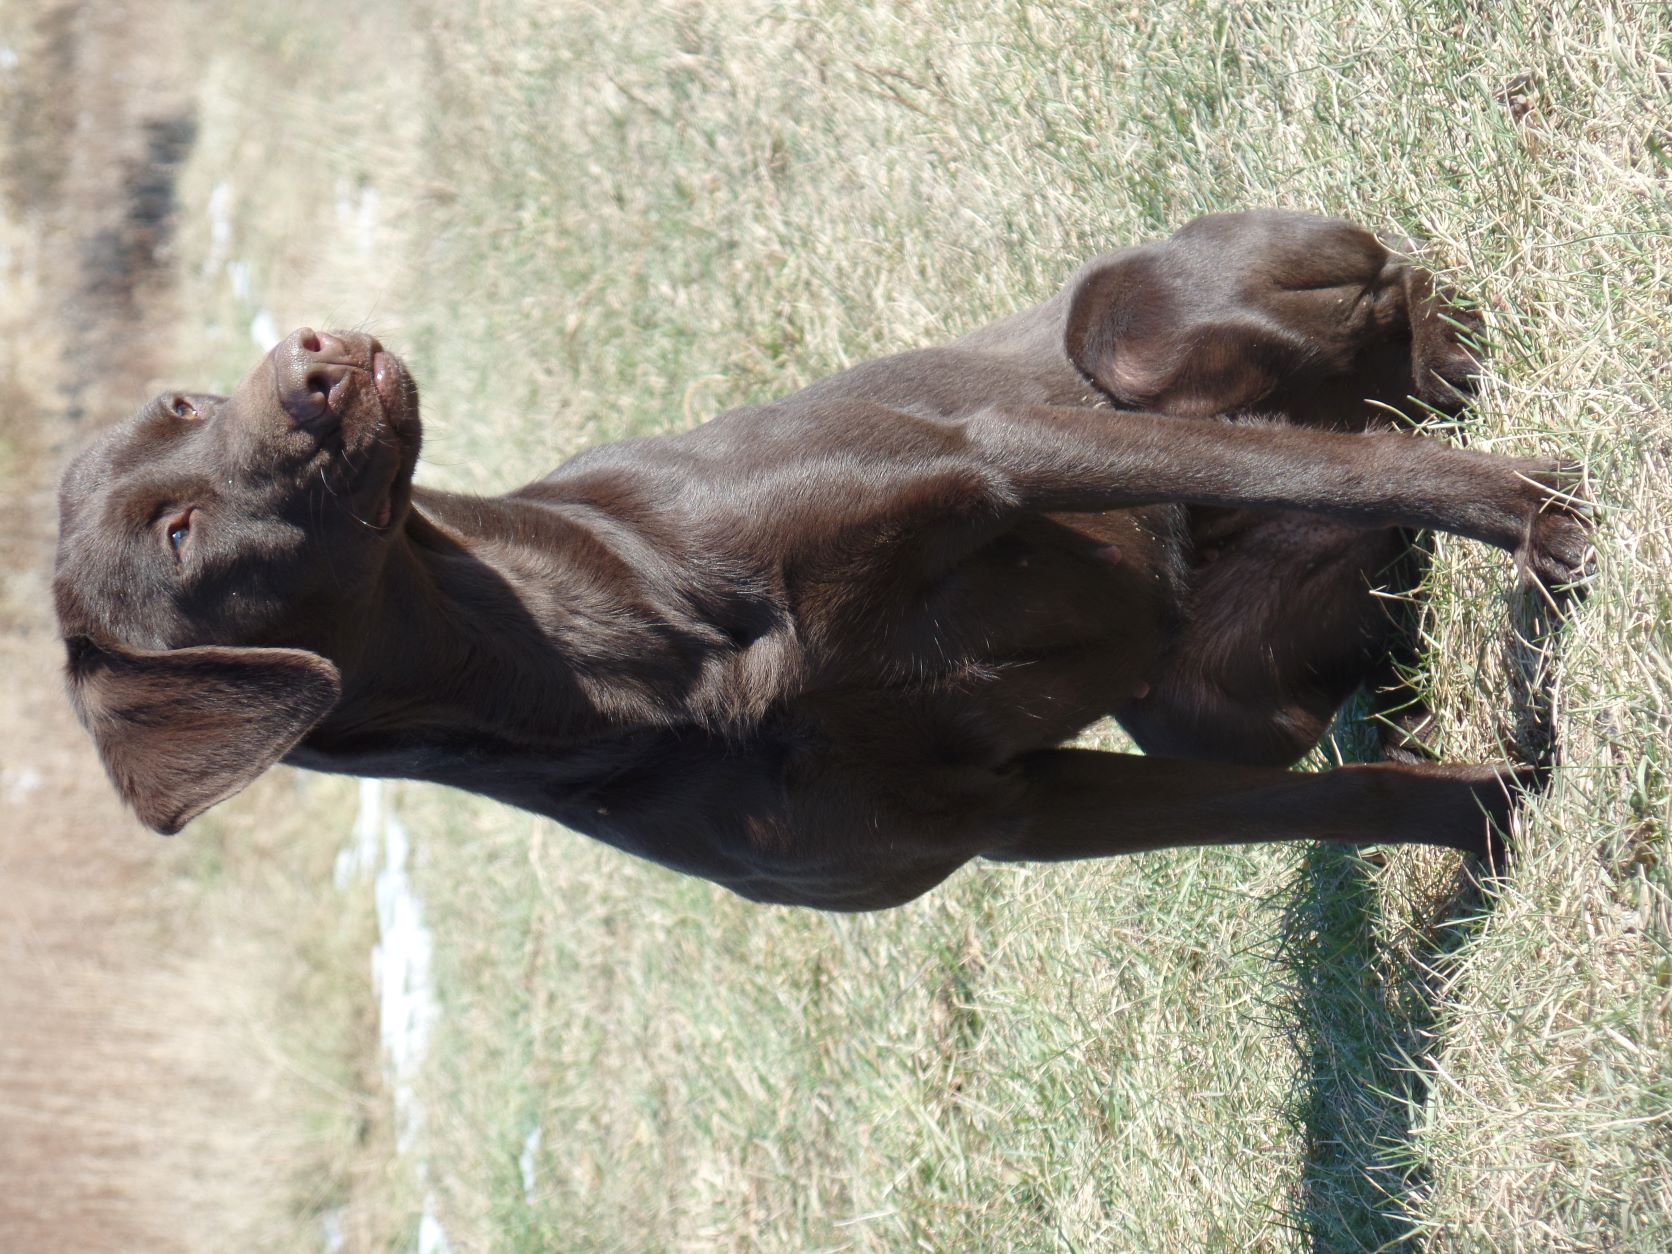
[273, 327, 357, 429]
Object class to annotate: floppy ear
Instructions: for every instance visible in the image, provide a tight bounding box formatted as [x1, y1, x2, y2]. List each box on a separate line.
[64, 636, 341, 835]
[1064, 248, 1290, 417]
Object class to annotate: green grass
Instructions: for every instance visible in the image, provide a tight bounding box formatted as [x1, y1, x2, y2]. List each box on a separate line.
[156, 0, 1672, 1248]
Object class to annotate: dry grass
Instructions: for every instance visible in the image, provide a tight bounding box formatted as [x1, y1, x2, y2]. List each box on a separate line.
[29, 0, 1672, 1249]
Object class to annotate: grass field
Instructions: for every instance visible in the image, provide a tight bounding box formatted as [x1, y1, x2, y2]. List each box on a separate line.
[29, 0, 1672, 1248]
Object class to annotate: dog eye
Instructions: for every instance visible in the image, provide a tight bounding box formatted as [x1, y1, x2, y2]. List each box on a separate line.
[164, 509, 194, 557]
[170, 396, 199, 420]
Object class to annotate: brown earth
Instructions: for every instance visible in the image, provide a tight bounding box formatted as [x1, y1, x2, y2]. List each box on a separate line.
[0, 4, 323, 1249]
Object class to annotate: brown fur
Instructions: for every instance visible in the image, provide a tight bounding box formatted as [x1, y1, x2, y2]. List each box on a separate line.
[54, 210, 1590, 910]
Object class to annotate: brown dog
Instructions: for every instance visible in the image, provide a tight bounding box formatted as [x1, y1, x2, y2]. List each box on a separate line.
[54, 210, 1589, 910]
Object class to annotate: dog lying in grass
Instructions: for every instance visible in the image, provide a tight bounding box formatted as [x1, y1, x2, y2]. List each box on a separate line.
[54, 209, 1589, 909]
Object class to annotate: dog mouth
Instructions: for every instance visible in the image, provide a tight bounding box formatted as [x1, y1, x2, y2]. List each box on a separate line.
[347, 346, 417, 530]
[358, 430, 410, 532]
[264, 328, 419, 532]
[371, 349, 412, 418]
[349, 447, 407, 533]
[373, 493, 393, 529]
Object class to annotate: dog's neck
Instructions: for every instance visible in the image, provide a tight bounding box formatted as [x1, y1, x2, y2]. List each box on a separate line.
[307, 485, 741, 760]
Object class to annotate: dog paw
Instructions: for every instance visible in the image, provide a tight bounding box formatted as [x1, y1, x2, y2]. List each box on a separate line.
[1463, 762, 1544, 874]
[1383, 251, 1488, 413]
[1511, 462, 1596, 602]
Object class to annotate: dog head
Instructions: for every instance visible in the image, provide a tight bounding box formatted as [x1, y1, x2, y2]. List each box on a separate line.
[54, 329, 422, 833]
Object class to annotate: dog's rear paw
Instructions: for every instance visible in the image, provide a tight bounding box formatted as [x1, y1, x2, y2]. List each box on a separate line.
[1461, 762, 1547, 875]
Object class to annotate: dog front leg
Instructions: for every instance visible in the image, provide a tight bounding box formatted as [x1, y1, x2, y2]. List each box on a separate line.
[982, 748, 1519, 864]
[967, 405, 1590, 590]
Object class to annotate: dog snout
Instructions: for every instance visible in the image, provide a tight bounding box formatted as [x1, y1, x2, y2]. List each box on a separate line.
[274, 328, 378, 429]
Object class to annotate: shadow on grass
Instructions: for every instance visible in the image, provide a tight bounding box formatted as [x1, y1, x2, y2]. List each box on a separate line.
[1275, 843, 1493, 1253]
[1274, 583, 1571, 1251]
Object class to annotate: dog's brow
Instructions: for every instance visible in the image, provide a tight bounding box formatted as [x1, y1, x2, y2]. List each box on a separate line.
[118, 492, 175, 535]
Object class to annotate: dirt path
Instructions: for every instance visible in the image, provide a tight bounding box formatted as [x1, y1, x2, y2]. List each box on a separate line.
[0, 5, 318, 1248]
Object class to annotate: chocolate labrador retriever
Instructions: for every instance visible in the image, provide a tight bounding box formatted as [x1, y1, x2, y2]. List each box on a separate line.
[54, 210, 1588, 910]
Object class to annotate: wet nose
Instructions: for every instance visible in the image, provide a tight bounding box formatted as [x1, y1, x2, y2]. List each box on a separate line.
[273, 328, 356, 429]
